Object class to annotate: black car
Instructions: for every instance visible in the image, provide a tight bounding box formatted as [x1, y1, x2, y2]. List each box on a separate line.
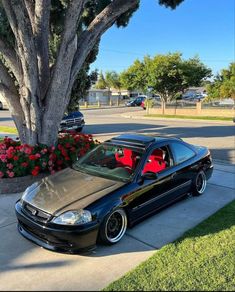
[59, 111, 85, 132]
[125, 96, 146, 107]
[15, 134, 213, 253]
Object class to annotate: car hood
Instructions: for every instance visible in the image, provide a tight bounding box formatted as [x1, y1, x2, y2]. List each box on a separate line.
[22, 168, 125, 216]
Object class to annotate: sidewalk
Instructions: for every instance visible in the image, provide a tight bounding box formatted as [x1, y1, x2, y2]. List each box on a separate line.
[0, 162, 234, 291]
[121, 110, 233, 124]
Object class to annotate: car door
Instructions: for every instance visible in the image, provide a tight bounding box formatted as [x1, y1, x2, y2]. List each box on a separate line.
[127, 144, 179, 221]
[168, 141, 197, 196]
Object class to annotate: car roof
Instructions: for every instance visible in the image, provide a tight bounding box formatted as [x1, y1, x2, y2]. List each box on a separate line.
[107, 134, 182, 148]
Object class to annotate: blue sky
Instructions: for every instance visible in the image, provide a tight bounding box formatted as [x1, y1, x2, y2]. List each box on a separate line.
[90, 0, 235, 76]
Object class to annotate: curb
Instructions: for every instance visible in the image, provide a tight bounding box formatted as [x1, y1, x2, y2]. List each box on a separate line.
[80, 105, 126, 111]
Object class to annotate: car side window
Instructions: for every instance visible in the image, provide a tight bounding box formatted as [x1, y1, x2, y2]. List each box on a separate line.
[142, 146, 172, 174]
[170, 142, 195, 165]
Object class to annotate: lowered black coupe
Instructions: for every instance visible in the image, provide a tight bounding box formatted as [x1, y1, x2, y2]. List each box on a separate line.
[15, 134, 213, 253]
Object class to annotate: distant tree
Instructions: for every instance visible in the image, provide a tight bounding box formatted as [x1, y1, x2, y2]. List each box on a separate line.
[120, 53, 211, 102]
[95, 71, 108, 89]
[120, 59, 147, 92]
[105, 71, 122, 95]
[206, 63, 235, 101]
[220, 63, 235, 99]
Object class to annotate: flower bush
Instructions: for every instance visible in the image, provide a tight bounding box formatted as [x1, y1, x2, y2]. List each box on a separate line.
[0, 132, 99, 178]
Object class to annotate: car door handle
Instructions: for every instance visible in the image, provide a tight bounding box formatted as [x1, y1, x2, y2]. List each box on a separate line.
[171, 172, 177, 179]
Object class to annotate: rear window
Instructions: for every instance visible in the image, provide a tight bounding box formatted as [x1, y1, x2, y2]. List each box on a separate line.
[170, 142, 195, 165]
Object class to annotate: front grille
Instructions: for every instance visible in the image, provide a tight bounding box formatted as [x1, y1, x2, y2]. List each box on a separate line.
[61, 118, 82, 127]
[22, 202, 51, 223]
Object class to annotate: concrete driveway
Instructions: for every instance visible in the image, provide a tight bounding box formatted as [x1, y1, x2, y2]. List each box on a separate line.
[0, 162, 234, 291]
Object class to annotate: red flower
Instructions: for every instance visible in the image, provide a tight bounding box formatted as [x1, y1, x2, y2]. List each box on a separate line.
[29, 154, 37, 161]
[21, 162, 28, 167]
[58, 144, 63, 150]
[61, 148, 67, 157]
[35, 153, 41, 159]
[31, 166, 40, 176]
[13, 156, 19, 161]
[7, 170, 15, 178]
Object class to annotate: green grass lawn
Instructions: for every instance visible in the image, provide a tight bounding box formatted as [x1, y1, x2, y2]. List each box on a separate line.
[0, 126, 17, 134]
[104, 200, 235, 291]
[145, 114, 233, 121]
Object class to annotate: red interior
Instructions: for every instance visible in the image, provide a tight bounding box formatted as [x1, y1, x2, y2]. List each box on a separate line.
[143, 149, 166, 173]
[115, 149, 137, 169]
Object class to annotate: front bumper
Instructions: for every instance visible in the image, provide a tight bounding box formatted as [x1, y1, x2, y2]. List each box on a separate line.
[59, 121, 85, 132]
[15, 201, 99, 254]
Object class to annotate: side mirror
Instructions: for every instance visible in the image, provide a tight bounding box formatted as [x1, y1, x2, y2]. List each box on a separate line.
[142, 171, 158, 180]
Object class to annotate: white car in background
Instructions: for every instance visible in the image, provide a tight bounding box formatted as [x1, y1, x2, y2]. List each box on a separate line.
[218, 98, 234, 106]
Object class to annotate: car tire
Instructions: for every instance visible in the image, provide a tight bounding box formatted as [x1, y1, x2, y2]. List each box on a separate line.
[98, 208, 128, 245]
[0, 102, 3, 110]
[191, 170, 207, 196]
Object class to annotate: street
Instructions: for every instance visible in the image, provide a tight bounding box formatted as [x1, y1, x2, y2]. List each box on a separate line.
[0, 107, 234, 164]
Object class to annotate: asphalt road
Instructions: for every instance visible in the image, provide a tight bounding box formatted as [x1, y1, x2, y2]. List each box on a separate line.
[0, 107, 234, 164]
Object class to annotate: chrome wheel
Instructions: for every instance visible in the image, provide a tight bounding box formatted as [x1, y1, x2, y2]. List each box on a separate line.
[196, 171, 207, 194]
[105, 209, 127, 243]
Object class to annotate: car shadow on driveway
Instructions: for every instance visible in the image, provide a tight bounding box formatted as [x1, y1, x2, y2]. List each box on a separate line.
[0, 223, 75, 275]
[83, 123, 235, 139]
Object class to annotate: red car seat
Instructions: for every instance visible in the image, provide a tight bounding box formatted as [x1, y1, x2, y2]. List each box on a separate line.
[143, 149, 166, 173]
[115, 149, 137, 169]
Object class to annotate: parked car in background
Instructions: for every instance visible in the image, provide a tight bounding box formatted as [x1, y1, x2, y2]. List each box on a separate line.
[15, 133, 213, 253]
[218, 98, 234, 106]
[141, 95, 161, 110]
[59, 111, 85, 132]
[125, 95, 147, 107]
[183, 93, 205, 102]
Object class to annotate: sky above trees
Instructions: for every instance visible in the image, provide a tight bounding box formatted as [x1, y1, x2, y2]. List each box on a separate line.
[91, 0, 234, 75]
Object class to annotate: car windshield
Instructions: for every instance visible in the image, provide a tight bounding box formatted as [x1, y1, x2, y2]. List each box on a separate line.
[73, 144, 144, 182]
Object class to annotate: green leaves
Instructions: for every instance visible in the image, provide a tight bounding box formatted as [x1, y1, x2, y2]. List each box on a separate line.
[120, 53, 211, 101]
[206, 63, 235, 101]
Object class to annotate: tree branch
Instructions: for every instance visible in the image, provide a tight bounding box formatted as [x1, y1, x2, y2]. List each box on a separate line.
[0, 60, 28, 141]
[24, 0, 35, 30]
[0, 60, 17, 94]
[71, 0, 139, 83]
[0, 36, 21, 82]
[45, 0, 88, 109]
[2, 0, 39, 97]
[34, 0, 51, 98]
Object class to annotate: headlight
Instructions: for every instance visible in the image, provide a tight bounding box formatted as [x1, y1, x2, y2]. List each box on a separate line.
[52, 210, 92, 225]
[21, 182, 39, 204]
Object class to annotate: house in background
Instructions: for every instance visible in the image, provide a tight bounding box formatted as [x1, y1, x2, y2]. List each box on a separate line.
[84, 88, 145, 104]
[85, 88, 111, 104]
[111, 89, 143, 99]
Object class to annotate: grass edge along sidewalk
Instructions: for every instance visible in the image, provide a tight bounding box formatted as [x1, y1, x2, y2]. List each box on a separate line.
[145, 114, 233, 122]
[104, 200, 235, 291]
